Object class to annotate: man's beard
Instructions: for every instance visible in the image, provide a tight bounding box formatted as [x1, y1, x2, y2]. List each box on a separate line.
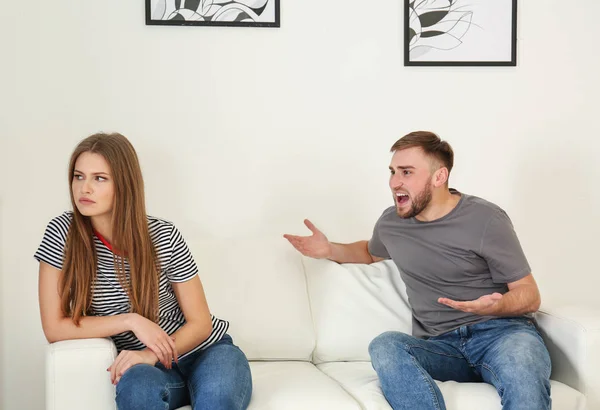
[397, 182, 433, 219]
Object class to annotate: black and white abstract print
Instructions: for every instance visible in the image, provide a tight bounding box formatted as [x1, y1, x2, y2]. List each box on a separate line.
[148, 0, 279, 26]
[408, 0, 475, 60]
[405, 0, 516, 65]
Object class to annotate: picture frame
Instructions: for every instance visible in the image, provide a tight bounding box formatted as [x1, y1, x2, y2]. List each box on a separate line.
[146, 0, 280, 28]
[404, 0, 517, 66]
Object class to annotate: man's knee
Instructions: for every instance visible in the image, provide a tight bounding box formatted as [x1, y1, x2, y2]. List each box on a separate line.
[484, 332, 551, 408]
[368, 331, 413, 366]
[501, 349, 551, 398]
[498, 369, 551, 410]
[494, 331, 551, 381]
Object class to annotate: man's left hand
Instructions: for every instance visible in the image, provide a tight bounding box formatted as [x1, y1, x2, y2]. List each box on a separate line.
[438, 293, 503, 315]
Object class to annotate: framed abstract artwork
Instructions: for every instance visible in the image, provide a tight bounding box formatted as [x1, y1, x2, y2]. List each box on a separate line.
[146, 0, 280, 27]
[404, 0, 517, 66]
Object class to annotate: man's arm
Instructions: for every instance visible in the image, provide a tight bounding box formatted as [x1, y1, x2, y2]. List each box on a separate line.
[495, 274, 541, 314]
[438, 209, 541, 316]
[330, 240, 386, 264]
[438, 273, 541, 316]
[284, 219, 384, 264]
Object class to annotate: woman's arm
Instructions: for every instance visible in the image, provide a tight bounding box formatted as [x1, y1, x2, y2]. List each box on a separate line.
[39, 261, 135, 341]
[169, 275, 214, 356]
[109, 274, 213, 384]
[39, 261, 177, 367]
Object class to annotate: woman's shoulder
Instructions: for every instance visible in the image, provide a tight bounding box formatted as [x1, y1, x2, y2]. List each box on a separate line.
[147, 215, 179, 244]
[44, 211, 74, 236]
[147, 215, 176, 231]
[35, 212, 73, 266]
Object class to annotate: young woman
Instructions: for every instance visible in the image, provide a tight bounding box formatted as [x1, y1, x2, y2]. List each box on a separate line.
[35, 133, 252, 410]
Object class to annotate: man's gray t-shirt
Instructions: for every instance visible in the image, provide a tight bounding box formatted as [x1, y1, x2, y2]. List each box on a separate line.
[368, 190, 531, 338]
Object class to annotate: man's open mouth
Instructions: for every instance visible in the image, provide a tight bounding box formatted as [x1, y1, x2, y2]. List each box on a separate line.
[396, 193, 409, 205]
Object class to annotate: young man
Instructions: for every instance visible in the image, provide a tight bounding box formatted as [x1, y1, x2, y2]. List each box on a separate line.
[284, 131, 551, 410]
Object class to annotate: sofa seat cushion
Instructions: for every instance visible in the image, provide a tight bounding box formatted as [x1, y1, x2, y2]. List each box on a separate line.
[247, 361, 361, 410]
[317, 362, 586, 410]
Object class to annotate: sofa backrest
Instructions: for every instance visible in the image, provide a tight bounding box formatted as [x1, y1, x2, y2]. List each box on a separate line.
[189, 237, 316, 361]
[304, 257, 413, 363]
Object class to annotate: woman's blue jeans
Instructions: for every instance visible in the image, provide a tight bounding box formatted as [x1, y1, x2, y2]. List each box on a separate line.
[116, 334, 252, 410]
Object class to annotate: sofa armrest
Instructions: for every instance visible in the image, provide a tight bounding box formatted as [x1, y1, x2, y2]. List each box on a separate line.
[46, 338, 118, 410]
[536, 305, 600, 409]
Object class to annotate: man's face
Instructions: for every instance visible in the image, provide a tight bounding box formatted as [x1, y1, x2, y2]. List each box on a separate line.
[389, 147, 435, 219]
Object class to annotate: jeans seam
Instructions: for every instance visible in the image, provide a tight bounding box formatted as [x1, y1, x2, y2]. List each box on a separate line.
[165, 382, 186, 389]
[236, 365, 251, 410]
[478, 362, 504, 395]
[188, 379, 197, 408]
[160, 387, 169, 410]
[410, 353, 443, 410]
[408, 345, 464, 360]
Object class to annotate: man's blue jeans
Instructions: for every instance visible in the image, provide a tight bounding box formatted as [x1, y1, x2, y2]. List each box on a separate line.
[115, 334, 252, 410]
[369, 317, 551, 410]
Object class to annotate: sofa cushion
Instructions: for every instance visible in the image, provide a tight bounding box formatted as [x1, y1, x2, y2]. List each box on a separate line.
[189, 238, 315, 361]
[317, 362, 586, 410]
[304, 258, 411, 363]
[248, 361, 361, 410]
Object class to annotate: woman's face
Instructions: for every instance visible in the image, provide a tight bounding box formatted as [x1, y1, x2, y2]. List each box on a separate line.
[72, 152, 115, 220]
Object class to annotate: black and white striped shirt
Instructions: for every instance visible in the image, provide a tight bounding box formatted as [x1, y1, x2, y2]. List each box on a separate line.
[34, 212, 228, 359]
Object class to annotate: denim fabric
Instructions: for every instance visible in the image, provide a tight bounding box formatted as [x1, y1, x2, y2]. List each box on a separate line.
[369, 317, 551, 410]
[116, 334, 252, 410]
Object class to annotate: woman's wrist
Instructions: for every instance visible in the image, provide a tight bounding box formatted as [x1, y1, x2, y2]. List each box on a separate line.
[141, 348, 159, 364]
[123, 313, 139, 332]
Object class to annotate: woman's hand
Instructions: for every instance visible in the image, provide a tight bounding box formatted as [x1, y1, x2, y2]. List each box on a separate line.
[127, 313, 178, 367]
[108, 349, 158, 385]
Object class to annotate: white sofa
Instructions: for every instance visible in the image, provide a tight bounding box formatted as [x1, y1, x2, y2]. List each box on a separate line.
[46, 238, 599, 410]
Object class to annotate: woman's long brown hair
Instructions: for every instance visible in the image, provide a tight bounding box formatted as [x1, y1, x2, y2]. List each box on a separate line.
[61, 133, 159, 325]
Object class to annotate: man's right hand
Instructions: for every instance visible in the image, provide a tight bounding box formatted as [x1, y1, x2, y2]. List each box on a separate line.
[283, 219, 332, 259]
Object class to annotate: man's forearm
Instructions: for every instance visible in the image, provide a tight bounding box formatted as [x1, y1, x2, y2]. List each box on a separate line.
[487, 285, 541, 316]
[328, 241, 375, 264]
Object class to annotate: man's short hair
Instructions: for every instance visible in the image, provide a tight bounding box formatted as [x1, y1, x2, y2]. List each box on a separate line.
[390, 131, 454, 174]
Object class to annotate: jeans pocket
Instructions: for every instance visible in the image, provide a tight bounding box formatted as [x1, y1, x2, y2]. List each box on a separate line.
[524, 318, 535, 327]
[504, 316, 534, 327]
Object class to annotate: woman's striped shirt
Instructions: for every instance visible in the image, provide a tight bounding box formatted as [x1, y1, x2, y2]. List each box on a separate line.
[34, 211, 228, 359]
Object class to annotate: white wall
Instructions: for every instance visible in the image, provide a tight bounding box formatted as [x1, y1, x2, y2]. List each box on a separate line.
[2, 1, 600, 408]
[0, 195, 5, 407]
